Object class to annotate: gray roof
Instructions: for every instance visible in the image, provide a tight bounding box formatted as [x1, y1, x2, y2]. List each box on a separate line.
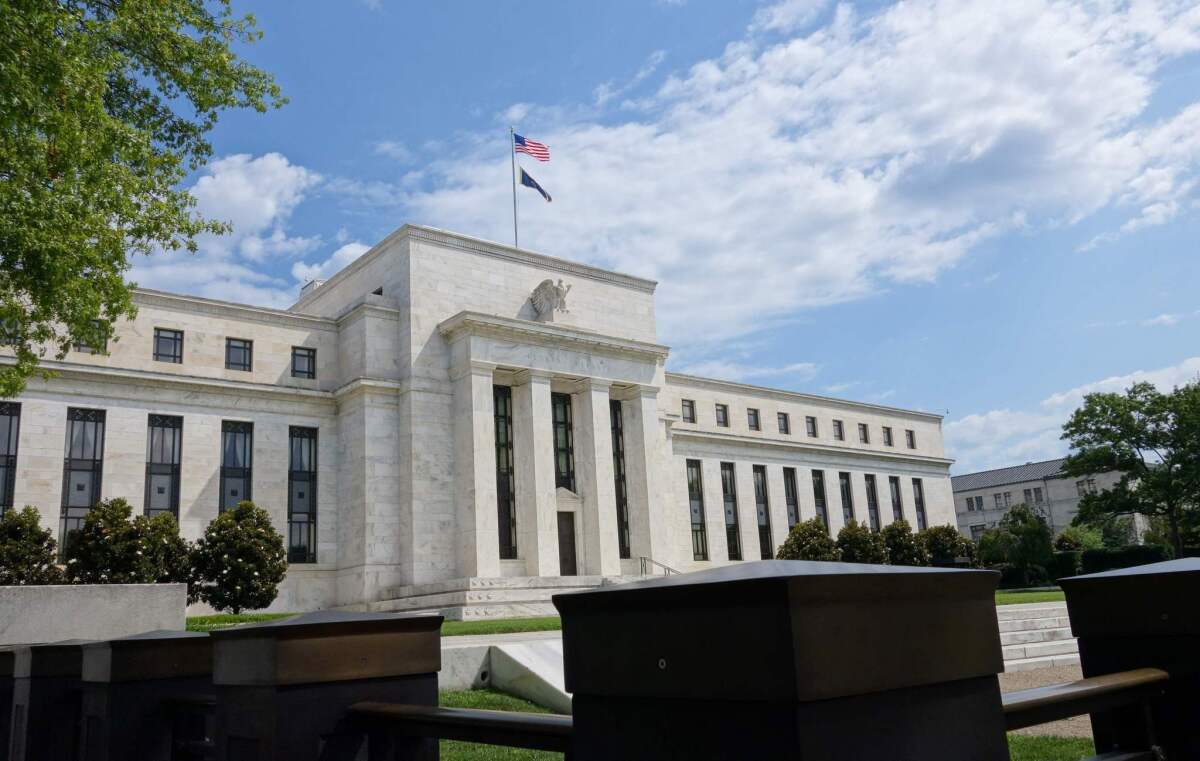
[951, 458, 1068, 493]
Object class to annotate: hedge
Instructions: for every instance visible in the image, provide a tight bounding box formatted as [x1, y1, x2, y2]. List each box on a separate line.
[1079, 544, 1173, 574]
[1047, 550, 1081, 582]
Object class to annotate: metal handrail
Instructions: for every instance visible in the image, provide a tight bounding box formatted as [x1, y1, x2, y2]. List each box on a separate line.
[350, 702, 573, 753]
[1001, 667, 1168, 731]
[638, 556, 681, 575]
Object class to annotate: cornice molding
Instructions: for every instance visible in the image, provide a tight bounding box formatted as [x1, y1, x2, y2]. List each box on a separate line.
[332, 377, 404, 400]
[439, 311, 670, 364]
[134, 289, 336, 332]
[334, 299, 402, 327]
[671, 428, 955, 468]
[664, 372, 945, 422]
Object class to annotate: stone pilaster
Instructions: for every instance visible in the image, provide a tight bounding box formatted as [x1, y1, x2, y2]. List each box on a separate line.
[765, 463, 791, 555]
[512, 370, 559, 576]
[734, 461, 761, 560]
[451, 360, 500, 578]
[618, 385, 676, 567]
[571, 379, 621, 576]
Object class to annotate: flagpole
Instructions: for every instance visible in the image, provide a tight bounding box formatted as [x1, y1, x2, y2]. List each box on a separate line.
[509, 126, 519, 248]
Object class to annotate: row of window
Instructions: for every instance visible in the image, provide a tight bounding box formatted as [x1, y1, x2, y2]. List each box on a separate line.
[493, 387, 633, 561]
[0, 404, 318, 563]
[685, 460, 928, 561]
[680, 399, 917, 449]
[963, 485, 1051, 513]
[144, 328, 317, 378]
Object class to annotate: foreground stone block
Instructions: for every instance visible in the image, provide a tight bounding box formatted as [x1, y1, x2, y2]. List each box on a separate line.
[0, 583, 185, 646]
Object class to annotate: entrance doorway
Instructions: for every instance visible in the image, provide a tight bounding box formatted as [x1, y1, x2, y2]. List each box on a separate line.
[557, 512, 577, 576]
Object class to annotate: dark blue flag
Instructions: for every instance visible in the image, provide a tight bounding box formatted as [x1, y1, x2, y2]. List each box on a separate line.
[519, 168, 552, 203]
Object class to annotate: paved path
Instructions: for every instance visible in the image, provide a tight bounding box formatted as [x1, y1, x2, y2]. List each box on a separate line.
[1000, 663, 1092, 739]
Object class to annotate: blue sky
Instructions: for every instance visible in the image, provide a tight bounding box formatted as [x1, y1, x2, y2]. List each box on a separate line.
[130, 0, 1200, 474]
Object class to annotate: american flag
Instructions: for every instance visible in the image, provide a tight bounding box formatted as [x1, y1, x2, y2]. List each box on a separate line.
[513, 133, 550, 162]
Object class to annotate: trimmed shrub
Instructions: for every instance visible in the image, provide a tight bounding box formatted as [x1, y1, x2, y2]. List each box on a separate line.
[1080, 544, 1173, 574]
[776, 518, 841, 562]
[191, 501, 287, 614]
[919, 525, 976, 567]
[0, 507, 64, 585]
[990, 562, 1049, 589]
[836, 520, 887, 564]
[881, 519, 929, 566]
[1047, 550, 1082, 581]
[65, 498, 190, 587]
[1054, 525, 1103, 552]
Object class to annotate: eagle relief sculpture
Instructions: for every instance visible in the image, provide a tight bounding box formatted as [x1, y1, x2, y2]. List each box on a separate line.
[531, 278, 571, 322]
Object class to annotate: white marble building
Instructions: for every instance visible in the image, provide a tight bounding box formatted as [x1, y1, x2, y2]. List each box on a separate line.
[0, 225, 956, 617]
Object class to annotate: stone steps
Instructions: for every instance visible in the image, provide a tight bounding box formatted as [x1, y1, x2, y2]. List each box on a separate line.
[998, 602, 1079, 672]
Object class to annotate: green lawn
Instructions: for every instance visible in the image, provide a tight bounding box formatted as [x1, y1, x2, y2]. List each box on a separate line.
[185, 613, 563, 636]
[438, 689, 1092, 760]
[185, 612, 296, 632]
[995, 589, 1066, 605]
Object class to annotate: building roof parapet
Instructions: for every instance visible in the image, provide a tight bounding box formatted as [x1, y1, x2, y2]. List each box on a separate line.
[672, 427, 955, 468]
[438, 310, 670, 363]
[135, 288, 336, 331]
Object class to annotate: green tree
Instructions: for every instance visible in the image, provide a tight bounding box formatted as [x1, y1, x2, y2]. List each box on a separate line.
[191, 501, 286, 614]
[919, 524, 976, 567]
[836, 520, 887, 564]
[0, 0, 284, 396]
[1053, 525, 1104, 552]
[1062, 381, 1200, 555]
[0, 507, 63, 584]
[776, 518, 841, 561]
[881, 519, 929, 566]
[978, 504, 1053, 584]
[64, 497, 190, 586]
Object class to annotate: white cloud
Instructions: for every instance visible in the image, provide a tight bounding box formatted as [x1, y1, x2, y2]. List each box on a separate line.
[1142, 313, 1180, 327]
[749, 0, 830, 34]
[676, 360, 818, 384]
[594, 50, 668, 106]
[389, 0, 1200, 349]
[291, 242, 372, 285]
[947, 356, 1200, 473]
[374, 140, 412, 163]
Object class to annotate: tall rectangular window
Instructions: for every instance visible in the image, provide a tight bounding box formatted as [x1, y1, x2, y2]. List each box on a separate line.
[686, 459, 707, 560]
[153, 328, 183, 363]
[1003, 491, 1012, 507]
[777, 412, 790, 434]
[0, 403, 19, 516]
[747, 408, 761, 431]
[494, 386, 517, 559]
[913, 478, 928, 530]
[681, 399, 696, 423]
[225, 338, 253, 372]
[812, 470, 829, 531]
[883, 426, 894, 446]
[974, 495, 984, 511]
[858, 423, 870, 444]
[783, 467, 799, 529]
[864, 474, 881, 531]
[753, 465, 773, 560]
[889, 476, 904, 521]
[288, 427, 317, 563]
[145, 414, 182, 518]
[839, 471, 855, 524]
[1033, 487, 1044, 503]
[220, 421, 252, 511]
[1023, 488, 1033, 504]
[714, 404, 729, 427]
[805, 416, 818, 437]
[551, 393, 575, 491]
[610, 399, 630, 560]
[905, 429, 916, 449]
[720, 462, 741, 561]
[61, 408, 105, 555]
[291, 347, 316, 379]
[833, 420, 845, 441]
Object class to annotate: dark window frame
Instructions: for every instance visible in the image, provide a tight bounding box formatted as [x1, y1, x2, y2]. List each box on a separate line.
[551, 392, 576, 492]
[832, 419, 845, 441]
[287, 426, 318, 563]
[680, 399, 696, 423]
[686, 459, 708, 560]
[144, 414, 182, 518]
[610, 399, 631, 560]
[889, 475, 904, 522]
[714, 403, 729, 428]
[858, 423, 870, 444]
[72, 320, 107, 355]
[782, 467, 799, 529]
[219, 421, 253, 512]
[153, 328, 184, 363]
[913, 477, 928, 530]
[720, 461, 741, 561]
[495, 386, 518, 560]
[839, 471, 855, 524]
[0, 403, 20, 515]
[864, 474, 881, 531]
[777, 412, 790, 435]
[291, 346, 317, 379]
[225, 338, 253, 372]
[61, 408, 106, 557]
[747, 408, 761, 431]
[812, 469, 830, 533]
[882, 426, 894, 446]
[805, 416, 818, 437]
[906, 429, 917, 449]
[753, 464, 773, 560]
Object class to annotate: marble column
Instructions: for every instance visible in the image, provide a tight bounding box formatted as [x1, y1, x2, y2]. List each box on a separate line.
[512, 370, 560, 576]
[617, 385, 675, 567]
[571, 378, 622, 576]
[451, 360, 499, 578]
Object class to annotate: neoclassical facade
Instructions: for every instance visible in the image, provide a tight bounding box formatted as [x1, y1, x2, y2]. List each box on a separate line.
[0, 225, 956, 616]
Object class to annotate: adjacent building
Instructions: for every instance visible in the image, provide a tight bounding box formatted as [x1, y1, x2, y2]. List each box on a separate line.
[0, 224, 957, 617]
[952, 457, 1123, 539]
